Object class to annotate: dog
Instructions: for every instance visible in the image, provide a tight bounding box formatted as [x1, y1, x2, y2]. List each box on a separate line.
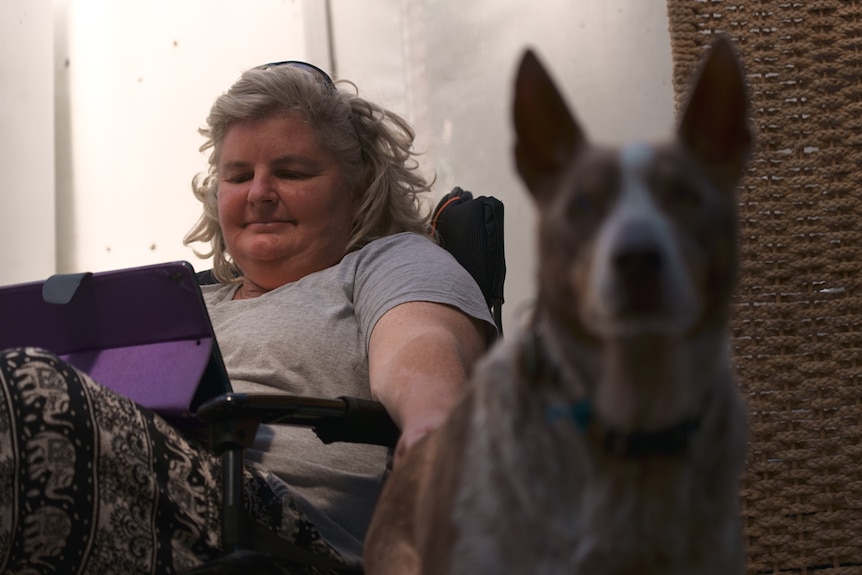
[364, 35, 752, 575]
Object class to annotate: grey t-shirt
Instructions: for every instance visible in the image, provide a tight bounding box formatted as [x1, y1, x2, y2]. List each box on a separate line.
[202, 232, 495, 562]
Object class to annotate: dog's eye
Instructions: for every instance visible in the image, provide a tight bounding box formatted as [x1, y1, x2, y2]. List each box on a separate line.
[568, 166, 616, 218]
[567, 191, 608, 220]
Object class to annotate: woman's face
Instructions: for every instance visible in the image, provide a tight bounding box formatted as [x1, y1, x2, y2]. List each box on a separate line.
[217, 113, 357, 291]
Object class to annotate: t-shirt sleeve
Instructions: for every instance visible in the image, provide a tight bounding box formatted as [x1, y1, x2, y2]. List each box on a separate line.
[352, 232, 497, 349]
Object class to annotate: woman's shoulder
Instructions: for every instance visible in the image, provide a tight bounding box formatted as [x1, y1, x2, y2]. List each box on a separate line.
[347, 231, 477, 296]
[342, 232, 462, 279]
[349, 232, 445, 262]
[364, 231, 435, 250]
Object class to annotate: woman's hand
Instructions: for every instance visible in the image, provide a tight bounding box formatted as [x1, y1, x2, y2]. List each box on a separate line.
[368, 301, 489, 469]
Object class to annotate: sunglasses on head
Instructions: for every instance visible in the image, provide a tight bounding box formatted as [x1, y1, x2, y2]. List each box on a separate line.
[254, 60, 336, 92]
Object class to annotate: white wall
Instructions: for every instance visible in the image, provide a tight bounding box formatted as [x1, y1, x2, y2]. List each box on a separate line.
[1, 0, 674, 333]
[0, 0, 55, 285]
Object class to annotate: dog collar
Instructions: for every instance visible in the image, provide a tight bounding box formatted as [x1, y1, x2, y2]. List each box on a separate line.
[544, 400, 700, 457]
[522, 329, 701, 458]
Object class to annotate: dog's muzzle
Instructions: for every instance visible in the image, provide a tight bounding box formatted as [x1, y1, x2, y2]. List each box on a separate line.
[586, 215, 700, 335]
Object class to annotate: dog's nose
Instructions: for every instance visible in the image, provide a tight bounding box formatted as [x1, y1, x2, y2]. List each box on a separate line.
[612, 240, 664, 313]
[613, 222, 664, 281]
[615, 247, 662, 279]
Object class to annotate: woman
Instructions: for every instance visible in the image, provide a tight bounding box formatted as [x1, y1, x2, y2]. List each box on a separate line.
[0, 62, 493, 574]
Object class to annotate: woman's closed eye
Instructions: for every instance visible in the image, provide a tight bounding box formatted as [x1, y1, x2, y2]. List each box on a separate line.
[222, 169, 313, 184]
[273, 169, 314, 181]
[223, 172, 253, 184]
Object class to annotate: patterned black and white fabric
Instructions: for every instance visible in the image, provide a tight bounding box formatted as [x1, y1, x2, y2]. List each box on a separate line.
[0, 347, 347, 575]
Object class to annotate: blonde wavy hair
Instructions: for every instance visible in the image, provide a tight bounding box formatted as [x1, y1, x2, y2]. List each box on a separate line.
[183, 63, 433, 283]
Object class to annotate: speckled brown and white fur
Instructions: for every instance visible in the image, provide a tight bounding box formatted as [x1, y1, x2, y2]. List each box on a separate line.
[364, 36, 752, 575]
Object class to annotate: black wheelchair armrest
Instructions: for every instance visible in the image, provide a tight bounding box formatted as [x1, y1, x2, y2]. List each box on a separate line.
[196, 392, 400, 449]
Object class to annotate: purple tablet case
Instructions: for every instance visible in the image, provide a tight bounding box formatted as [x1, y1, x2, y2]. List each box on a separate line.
[0, 261, 231, 429]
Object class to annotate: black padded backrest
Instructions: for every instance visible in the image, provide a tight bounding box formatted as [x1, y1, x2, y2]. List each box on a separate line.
[196, 268, 217, 286]
[432, 187, 506, 334]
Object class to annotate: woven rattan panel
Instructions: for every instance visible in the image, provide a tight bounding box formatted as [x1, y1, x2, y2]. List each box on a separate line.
[667, 2, 862, 573]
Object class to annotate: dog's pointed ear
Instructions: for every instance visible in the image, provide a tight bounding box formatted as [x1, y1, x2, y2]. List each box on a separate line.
[513, 49, 585, 202]
[678, 35, 753, 193]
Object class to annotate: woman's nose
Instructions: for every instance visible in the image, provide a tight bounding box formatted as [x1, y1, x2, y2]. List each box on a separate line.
[247, 171, 278, 204]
